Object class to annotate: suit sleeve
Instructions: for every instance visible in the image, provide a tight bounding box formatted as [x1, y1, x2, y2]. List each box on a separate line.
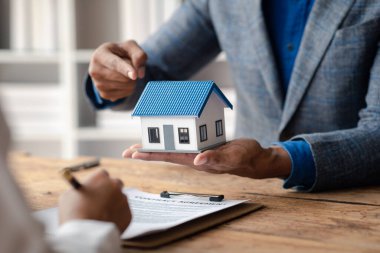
[293, 45, 380, 192]
[86, 0, 221, 111]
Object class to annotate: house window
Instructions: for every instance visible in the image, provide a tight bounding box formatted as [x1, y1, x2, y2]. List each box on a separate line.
[199, 125, 208, 142]
[178, 128, 190, 144]
[215, 120, 223, 137]
[148, 127, 160, 143]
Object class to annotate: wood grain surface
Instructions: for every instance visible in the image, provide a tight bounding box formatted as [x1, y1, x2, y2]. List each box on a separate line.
[9, 153, 380, 253]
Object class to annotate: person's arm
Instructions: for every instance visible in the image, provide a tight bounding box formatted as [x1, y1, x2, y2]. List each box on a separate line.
[285, 44, 380, 191]
[123, 139, 292, 180]
[86, 0, 221, 110]
[123, 140, 316, 191]
[49, 169, 130, 253]
[50, 220, 122, 253]
[0, 157, 129, 253]
[124, 45, 380, 192]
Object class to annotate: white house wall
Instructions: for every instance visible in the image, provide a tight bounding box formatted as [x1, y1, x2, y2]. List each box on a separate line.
[140, 117, 198, 151]
[196, 92, 227, 150]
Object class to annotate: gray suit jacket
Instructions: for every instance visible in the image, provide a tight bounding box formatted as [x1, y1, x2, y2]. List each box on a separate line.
[115, 0, 380, 191]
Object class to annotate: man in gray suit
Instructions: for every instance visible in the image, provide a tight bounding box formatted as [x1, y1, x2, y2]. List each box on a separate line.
[86, 0, 380, 192]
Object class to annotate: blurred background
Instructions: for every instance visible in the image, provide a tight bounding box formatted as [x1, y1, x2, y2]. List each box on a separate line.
[0, 0, 235, 158]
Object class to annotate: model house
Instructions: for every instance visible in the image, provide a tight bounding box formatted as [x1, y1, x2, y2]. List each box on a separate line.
[132, 80, 233, 153]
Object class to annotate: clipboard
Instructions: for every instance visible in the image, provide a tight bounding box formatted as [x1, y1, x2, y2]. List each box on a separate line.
[123, 201, 263, 248]
[34, 189, 263, 249]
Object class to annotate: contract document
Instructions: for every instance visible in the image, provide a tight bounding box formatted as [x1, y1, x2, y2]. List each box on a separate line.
[35, 188, 261, 247]
[121, 188, 247, 239]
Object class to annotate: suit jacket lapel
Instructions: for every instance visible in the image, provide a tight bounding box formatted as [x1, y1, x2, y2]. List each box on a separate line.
[248, 0, 283, 112]
[279, 0, 355, 132]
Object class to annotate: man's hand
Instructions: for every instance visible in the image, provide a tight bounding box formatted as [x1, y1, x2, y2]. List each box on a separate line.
[122, 139, 291, 179]
[59, 169, 131, 233]
[88, 40, 148, 101]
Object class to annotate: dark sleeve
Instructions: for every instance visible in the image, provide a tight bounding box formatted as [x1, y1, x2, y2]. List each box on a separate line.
[84, 75, 125, 110]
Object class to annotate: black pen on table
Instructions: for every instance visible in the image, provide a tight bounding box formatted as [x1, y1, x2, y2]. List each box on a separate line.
[61, 169, 82, 190]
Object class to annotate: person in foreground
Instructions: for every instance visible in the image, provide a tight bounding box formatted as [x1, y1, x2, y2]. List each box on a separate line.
[86, 0, 380, 192]
[0, 109, 131, 252]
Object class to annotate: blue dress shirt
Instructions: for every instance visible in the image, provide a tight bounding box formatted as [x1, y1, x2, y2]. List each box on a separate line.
[263, 0, 316, 190]
[86, 0, 317, 190]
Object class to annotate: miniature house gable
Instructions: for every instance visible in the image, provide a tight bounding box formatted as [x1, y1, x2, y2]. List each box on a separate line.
[132, 80, 233, 153]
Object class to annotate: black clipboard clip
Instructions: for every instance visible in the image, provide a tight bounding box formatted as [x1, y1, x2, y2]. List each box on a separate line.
[160, 190, 224, 202]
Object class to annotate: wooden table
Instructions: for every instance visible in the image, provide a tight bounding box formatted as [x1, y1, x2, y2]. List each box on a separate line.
[9, 153, 380, 253]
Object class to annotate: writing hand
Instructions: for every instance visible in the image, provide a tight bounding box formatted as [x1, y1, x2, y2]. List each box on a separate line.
[123, 139, 291, 179]
[59, 169, 131, 233]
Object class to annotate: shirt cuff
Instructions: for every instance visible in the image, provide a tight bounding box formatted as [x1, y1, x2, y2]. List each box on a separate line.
[85, 74, 125, 109]
[274, 140, 316, 191]
[51, 220, 122, 253]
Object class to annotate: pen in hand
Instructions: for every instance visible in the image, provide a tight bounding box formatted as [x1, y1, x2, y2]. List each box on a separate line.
[63, 158, 100, 172]
[61, 169, 82, 190]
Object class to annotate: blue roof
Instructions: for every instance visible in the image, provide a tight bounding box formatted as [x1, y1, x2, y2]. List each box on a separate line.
[132, 80, 233, 117]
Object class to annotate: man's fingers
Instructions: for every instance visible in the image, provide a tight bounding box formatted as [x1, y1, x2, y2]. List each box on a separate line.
[137, 67, 145, 79]
[122, 144, 142, 158]
[84, 169, 110, 185]
[89, 65, 130, 83]
[112, 178, 124, 189]
[95, 169, 110, 178]
[92, 42, 147, 81]
[194, 144, 246, 168]
[122, 148, 135, 158]
[104, 53, 136, 80]
[194, 149, 232, 167]
[119, 41, 147, 71]
[131, 151, 197, 166]
[95, 79, 136, 92]
[124, 145, 228, 174]
[97, 87, 135, 102]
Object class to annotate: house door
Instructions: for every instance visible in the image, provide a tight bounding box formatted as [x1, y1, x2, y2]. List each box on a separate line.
[163, 125, 175, 150]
